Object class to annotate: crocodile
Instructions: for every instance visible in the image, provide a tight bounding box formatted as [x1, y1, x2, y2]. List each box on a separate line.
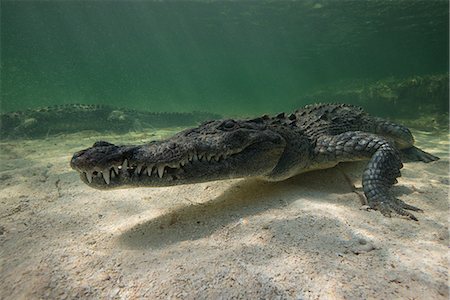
[0, 104, 221, 139]
[70, 103, 440, 220]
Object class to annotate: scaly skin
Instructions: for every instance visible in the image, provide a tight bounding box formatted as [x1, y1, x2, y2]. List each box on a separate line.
[71, 103, 440, 220]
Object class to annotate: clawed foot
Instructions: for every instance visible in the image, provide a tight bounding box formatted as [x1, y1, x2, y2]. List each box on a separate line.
[401, 146, 440, 163]
[369, 196, 423, 221]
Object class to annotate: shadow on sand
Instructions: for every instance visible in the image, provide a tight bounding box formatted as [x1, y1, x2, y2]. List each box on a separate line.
[117, 164, 384, 250]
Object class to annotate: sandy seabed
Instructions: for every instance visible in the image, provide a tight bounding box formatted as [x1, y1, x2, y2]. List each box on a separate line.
[0, 128, 448, 299]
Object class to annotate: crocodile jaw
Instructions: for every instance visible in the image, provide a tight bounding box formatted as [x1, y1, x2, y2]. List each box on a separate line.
[70, 133, 285, 190]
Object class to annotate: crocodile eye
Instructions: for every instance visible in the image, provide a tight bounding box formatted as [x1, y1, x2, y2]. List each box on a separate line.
[219, 120, 238, 131]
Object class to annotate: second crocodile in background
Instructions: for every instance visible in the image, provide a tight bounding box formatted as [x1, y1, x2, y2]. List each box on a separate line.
[71, 103, 440, 221]
[0, 104, 221, 139]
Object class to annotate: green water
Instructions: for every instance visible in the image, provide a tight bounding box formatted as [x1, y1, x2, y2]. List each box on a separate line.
[1, 0, 448, 116]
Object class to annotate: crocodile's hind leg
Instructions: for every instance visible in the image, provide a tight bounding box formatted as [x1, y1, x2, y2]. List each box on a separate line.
[369, 117, 440, 163]
[369, 117, 415, 149]
[401, 146, 440, 163]
[316, 131, 422, 221]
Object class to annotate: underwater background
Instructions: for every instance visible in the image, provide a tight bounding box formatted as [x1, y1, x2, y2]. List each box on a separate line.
[1, 0, 449, 119]
[1, 2, 450, 299]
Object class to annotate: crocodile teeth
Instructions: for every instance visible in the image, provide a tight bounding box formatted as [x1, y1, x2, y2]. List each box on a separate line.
[85, 171, 93, 183]
[113, 166, 119, 174]
[157, 165, 165, 178]
[122, 159, 128, 170]
[214, 155, 220, 162]
[111, 170, 116, 178]
[103, 170, 110, 184]
[135, 164, 143, 175]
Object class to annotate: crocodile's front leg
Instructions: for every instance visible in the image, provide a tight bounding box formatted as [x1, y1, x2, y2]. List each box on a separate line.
[316, 131, 422, 221]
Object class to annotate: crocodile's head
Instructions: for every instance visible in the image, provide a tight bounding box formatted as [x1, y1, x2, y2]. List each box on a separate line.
[70, 118, 286, 189]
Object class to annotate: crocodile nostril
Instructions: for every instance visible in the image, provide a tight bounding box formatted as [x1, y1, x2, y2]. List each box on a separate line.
[92, 141, 114, 147]
[72, 149, 86, 159]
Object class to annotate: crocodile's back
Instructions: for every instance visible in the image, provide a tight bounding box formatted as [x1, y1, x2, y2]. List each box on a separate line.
[294, 102, 416, 151]
[294, 103, 368, 139]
